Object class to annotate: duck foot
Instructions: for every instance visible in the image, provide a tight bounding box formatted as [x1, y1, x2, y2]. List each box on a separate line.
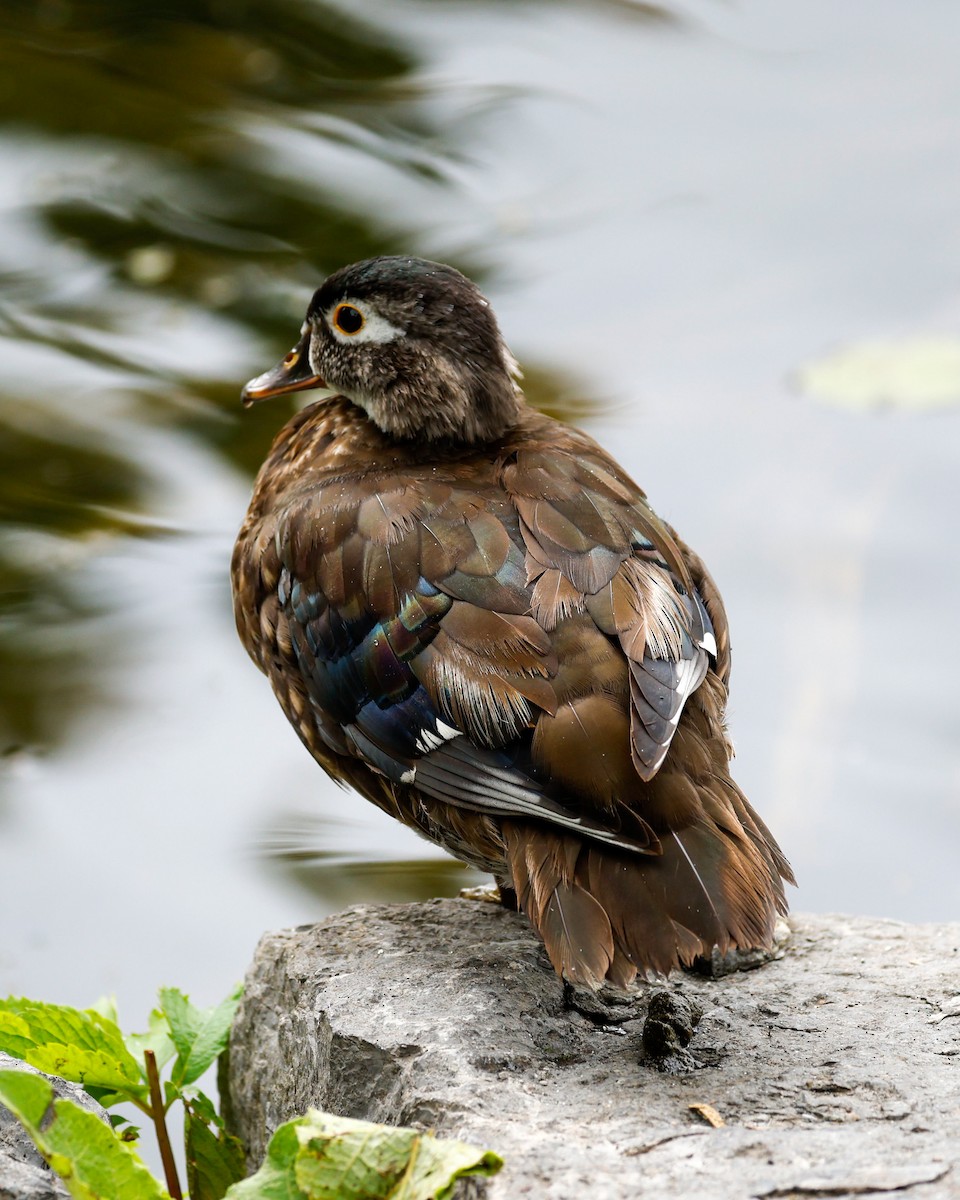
[688, 917, 792, 978]
[458, 883, 519, 910]
[564, 981, 646, 1026]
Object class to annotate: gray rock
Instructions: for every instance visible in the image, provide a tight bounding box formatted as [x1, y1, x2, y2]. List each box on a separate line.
[0, 1053, 110, 1200]
[226, 903, 960, 1199]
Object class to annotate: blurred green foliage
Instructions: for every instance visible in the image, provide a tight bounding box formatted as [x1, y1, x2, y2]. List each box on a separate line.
[0, 410, 150, 747]
[0, 0, 445, 754]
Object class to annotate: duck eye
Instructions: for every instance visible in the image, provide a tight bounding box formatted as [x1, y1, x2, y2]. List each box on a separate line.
[332, 304, 365, 335]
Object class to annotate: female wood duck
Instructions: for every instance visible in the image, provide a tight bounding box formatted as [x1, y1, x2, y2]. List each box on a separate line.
[232, 256, 793, 990]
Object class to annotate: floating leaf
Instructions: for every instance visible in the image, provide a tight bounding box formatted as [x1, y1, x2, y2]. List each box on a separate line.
[226, 1109, 502, 1200]
[795, 337, 960, 411]
[0, 1069, 169, 1200]
[0, 997, 145, 1099]
[159, 984, 243, 1087]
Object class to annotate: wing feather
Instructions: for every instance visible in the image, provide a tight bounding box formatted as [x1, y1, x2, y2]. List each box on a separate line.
[234, 401, 792, 987]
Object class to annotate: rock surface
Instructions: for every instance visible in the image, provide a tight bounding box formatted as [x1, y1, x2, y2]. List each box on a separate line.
[0, 1053, 110, 1200]
[226, 902, 960, 1199]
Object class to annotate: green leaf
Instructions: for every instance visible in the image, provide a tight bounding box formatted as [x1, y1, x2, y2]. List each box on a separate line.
[0, 1067, 51, 1127]
[185, 1101, 247, 1200]
[159, 984, 243, 1087]
[293, 1122, 412, 1198]
[390, 1130, 503, 1200]
[225, 1110, 502, 1200]
[108, 1113, 142, 1142]
[225, 1120, 302, 1200]
[293, 1119, 418, 1198]
[125, 1007, 176, 1075]
[90, 996, 120, 1026]
[795, 336, 960, 411]
[86, 1088, 132, 1109]
[184, 1086, 223, 1128]
[0, 1069, 170, 1200]
[0, 997, 146, 1101]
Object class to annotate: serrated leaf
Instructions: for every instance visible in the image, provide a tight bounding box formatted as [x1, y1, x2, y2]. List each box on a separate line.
[185, 1103, 247, 1200]
[0, 1069, 170, 1200]
[159, 984, 243, 1087]
[0, 998, 146, 1100]
[224, 1110, 502, 1200]
[795, 336, 960, 411]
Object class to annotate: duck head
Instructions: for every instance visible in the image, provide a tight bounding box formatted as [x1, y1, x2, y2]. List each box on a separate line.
[242, 256, 522, 444]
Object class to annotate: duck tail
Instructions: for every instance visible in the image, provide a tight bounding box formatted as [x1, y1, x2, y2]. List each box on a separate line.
[502, 776, 792, 989]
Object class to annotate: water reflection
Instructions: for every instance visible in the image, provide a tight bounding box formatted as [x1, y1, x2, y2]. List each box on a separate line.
[1, 0, 441, 390]
[0, 0, 451, 759]
[260, 803, 484, 897]
[0, 409, 152, 750]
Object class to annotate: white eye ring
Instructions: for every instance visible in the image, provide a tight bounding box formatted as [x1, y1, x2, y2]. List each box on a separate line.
[325, 299, 405, 345]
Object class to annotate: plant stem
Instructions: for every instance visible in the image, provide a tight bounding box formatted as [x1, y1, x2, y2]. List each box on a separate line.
[144, 1049, 182, 1199]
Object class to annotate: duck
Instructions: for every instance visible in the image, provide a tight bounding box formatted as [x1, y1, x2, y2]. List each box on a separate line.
[231, 255, 793, 990]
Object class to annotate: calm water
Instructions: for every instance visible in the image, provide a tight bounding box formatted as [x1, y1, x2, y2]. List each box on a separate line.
[1, 0, 958, 1019]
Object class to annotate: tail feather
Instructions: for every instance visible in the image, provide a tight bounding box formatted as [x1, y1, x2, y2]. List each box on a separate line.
[720, 775, 796, 891]
[502, 774, 790, 988]
[542, 885, 614, 989]
[505, 824, 614, 989]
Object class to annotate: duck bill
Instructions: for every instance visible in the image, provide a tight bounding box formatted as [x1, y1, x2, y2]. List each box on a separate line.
[241, 333, 326, 407]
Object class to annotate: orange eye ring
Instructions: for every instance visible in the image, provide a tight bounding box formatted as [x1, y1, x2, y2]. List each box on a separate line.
[332, 303, 365, 335]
